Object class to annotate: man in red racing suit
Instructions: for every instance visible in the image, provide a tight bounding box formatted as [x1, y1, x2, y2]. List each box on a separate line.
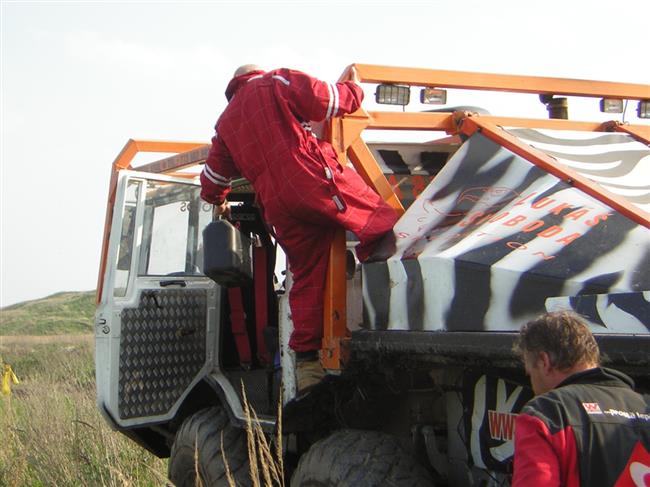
[512, 311, 650, 487]
[200, 65, 399, 392]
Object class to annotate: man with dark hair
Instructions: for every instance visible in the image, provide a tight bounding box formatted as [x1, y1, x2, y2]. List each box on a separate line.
[512, 311, 650, 486]
[201, 65, 398, 394]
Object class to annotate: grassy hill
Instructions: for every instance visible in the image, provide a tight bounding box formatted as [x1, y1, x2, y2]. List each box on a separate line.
[0, 291, 96, 335]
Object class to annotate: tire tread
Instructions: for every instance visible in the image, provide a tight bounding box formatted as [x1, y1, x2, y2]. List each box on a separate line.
[291, 429, 433, 487]
[168, 406, 251, 487]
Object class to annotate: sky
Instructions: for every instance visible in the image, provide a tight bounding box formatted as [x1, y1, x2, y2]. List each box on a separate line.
[1, 0, 649, 307]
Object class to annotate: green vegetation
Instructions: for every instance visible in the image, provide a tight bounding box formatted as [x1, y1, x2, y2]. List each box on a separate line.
[0, 291, 95, 335]
[0, 292, 283, 486]
[0, 335, 168, 486]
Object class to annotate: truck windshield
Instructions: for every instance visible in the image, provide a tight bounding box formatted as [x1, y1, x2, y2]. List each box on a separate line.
[137, 179, 212, 277]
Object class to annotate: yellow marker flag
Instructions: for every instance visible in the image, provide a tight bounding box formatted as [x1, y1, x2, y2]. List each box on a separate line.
[2, 364, 20, 396]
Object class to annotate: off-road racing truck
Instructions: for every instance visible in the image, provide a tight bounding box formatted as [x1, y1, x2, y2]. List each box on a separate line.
[95, 63, 650, 486]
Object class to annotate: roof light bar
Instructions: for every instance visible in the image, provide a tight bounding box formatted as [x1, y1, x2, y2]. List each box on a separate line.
[637, 100, 650, 119]
[420, 87, 447, 105]
[600, 98, 624, 114]
[375, 84, 410, 106]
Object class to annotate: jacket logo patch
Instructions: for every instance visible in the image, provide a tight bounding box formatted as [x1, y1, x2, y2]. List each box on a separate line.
[582, 402, 603, 414]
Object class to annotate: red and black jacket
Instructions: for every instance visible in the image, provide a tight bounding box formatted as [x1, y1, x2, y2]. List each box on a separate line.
[513, 367, 650, 487]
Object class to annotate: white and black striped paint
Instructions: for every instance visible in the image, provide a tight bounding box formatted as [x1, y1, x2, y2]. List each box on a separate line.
[363, 130, 650, 333]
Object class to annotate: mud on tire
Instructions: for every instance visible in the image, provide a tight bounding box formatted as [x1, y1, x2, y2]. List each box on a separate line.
[290, 429, 434, 487]
[168, 406, 250, 487]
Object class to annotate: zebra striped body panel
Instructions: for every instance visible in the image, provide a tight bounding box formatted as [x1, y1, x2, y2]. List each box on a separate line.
[363, 129, 650, 333]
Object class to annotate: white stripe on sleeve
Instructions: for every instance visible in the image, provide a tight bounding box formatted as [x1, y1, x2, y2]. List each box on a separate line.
[204, 164, 231, 184]
[331, 83, 340, 118]
[202, 167, 231, 187]
[272, 75, 290, 85]
[325, 83, 334, 120]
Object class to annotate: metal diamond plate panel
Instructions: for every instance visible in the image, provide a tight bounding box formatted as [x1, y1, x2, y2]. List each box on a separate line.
[118, 289, 207, 419]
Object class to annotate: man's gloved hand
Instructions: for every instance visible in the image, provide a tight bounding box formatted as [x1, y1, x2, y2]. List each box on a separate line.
[350, 66, 360, 85]
[213, 200, 231, 220]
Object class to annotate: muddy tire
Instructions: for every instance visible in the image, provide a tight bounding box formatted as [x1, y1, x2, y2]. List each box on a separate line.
[290, 429, 433, 487]
[168, 406, 250, 487]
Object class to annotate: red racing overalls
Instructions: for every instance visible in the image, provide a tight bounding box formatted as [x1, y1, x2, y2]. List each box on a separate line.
[200, 68, 398, 352]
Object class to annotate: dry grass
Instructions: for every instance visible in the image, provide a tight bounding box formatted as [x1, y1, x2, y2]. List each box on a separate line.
[1, 334, 94, 345]
[1, 334, 287, 487]
[219, 385, 284, 487]
[0, 335, 168, 487]
[240, 386, 284, 487]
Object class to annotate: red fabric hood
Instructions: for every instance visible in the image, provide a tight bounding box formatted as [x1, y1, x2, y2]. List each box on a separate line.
[224, 70, 266, 101]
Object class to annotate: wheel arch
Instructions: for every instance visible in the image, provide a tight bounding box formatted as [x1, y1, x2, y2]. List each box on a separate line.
[113, 377, 232, 458]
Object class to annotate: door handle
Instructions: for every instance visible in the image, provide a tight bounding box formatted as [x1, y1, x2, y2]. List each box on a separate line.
[159, 280, 187, 288]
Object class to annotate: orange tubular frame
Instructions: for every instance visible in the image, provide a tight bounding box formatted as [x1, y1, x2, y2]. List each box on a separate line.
[94, 65, 649, 371]
[601, 121, 650, 145]
[320, 63, 650, 371]
[349, 64, 650, 99]
[96, 140, 206, 304]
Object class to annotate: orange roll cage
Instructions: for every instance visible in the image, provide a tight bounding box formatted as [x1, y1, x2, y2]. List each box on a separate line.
[322, 64, 649, 370]
[96, 64, 650, 372]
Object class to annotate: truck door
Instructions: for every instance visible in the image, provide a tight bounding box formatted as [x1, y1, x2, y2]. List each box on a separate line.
[95, 170, 218, 428]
